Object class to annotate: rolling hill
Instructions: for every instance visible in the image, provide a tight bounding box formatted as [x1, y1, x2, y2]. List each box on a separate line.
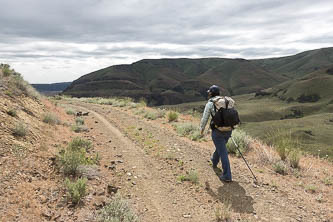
[63, 47, 333, 105]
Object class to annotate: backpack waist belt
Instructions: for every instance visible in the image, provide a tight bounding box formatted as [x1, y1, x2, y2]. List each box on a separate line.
[214, 125, 233, 132]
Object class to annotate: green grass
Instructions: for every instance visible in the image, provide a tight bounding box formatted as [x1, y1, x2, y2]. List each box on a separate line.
[178, 170, 199, 184]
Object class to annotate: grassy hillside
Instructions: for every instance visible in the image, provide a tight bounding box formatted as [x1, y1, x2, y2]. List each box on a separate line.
[64, 47, 333, 105]
[253, 47, 333, 78]
[162, 65, 333, 159]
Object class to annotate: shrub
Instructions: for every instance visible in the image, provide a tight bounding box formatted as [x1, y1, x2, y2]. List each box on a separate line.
[57, 137, 95, 175]
[75, 117, 85, 125]
[305, 185, 317, 193]
[66, 108, 75, 115]
[288, 150, 301, 168]
[139, 98, 147, 107]
[143, 111, 158, 120]
[7, 109, 17, 117]
[272, 161, 287, 175]
[174, 123, 202, 141]
[43, 113, 60, 125]
[71, 125, 89, 133]
[167, 111, 179, 122]
[69, 137, 92, 152]
[57, 148, 87, 175]
[174, 122, 196, 136]
[12, 122, 27, 137]
[98, 194, 139, 222]
[323, 177, 332, 186]
[65, 177, 87, 205]
[226, 129, 250, 157]
[178, 170, 199, 184]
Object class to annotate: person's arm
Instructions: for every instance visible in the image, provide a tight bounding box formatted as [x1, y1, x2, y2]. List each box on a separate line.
[200, 102, 212, 135]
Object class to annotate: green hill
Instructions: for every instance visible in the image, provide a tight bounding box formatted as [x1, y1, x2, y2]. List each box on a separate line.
[253, 47, 333, 78]
[64, 47, 333, 105]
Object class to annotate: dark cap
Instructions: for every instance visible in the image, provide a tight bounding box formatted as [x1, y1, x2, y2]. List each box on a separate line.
[207, 85, 220, 96]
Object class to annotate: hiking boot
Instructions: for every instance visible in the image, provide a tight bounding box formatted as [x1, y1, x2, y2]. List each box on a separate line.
[210, 158, 217, 168]
[219, 175, 232, 182]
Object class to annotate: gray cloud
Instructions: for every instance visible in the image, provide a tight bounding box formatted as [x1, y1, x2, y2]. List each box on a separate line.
[0, 0, 333, 83]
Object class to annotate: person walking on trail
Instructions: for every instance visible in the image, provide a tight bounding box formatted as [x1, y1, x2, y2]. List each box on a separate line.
[200, 85, 234, 182]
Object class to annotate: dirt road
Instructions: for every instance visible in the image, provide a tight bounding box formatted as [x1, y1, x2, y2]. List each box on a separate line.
[64, 100, 333, 222]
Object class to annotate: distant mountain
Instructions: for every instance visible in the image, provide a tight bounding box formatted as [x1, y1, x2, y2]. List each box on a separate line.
[63, 47, 333, 105]
[32, 82, 72, 95]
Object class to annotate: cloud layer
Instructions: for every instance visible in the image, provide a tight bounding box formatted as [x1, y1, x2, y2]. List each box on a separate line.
[1, 0, 333, 83]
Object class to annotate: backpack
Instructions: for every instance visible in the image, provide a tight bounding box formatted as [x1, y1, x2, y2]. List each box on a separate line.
[211, 96, 240, 128]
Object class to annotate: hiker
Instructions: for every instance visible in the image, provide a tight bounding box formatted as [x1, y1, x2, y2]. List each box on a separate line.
[200, 85, 234, 182]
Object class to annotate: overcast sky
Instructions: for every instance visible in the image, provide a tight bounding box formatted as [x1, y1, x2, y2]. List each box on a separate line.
[1, 0, 333, 83]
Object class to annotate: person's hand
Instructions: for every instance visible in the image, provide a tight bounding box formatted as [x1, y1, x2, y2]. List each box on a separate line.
[200, 129, 204, 136]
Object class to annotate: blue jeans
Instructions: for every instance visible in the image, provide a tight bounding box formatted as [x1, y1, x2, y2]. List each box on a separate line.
[211, 129, 232, 180]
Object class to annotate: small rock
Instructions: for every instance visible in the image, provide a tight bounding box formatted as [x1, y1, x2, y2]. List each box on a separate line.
[116, 154, 122, 158]
[183, 214, 191, 218]
[138, 127, 142, 131]
[132, 181, 136, 185]
[107, 184, 119, 194]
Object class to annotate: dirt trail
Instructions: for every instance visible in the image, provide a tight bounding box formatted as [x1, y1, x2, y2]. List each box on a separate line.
[69, 104, 212, 222]
[65, 101, 333, 222]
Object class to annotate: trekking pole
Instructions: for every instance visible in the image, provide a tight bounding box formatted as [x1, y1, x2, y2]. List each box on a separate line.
[231, 137, 257, 182]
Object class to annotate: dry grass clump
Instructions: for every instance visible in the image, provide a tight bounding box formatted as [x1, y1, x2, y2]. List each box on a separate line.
[288, 149, 301, 168]
[143, 109, 165, 120]
[98, 194, 139, 222]
[272, 160, 288, 175]
[43, 112, 60, 125]
[251, 139, 277, 165]
[12, 122, 28, 137]
[215, 203, 232, 222]
[66, 108, 75, 115]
